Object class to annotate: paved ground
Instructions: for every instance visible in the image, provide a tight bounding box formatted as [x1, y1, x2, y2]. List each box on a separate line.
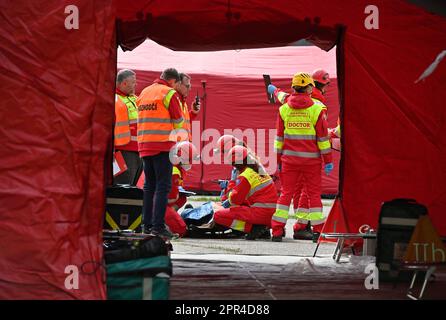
[173, 198, 335, 257]
[167, 198, 446, 300]
[170, 255, 446, 300]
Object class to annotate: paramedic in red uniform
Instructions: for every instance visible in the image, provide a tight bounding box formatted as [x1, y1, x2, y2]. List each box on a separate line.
[270, 72, 333, 242]
[213, 146, 278, 240]
[164, 141, 200, 237]
[268, 69, 332, 240]
[213, 135, 244, 201]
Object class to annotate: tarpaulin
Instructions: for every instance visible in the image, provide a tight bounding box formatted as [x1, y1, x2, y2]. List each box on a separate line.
[118, 41, 340, 194]
[0, 0, 116, 299]
[0, 0, 445, 299]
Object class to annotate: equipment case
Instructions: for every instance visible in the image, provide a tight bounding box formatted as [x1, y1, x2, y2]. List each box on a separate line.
[104, 184, 143, 232]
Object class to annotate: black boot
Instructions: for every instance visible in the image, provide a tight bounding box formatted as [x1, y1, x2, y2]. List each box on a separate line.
[245, 225, 270, 240]
[293, 223, 313, 240]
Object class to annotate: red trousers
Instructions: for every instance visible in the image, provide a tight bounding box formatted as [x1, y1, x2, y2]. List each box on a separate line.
[272, 163, 323, 236]
[214, 206, 274, 233]
[165, 206, 187, 236]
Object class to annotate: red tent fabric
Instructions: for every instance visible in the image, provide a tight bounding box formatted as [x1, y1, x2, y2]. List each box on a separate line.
[118, 41, 340, 193]
[0, 0, 445, 299]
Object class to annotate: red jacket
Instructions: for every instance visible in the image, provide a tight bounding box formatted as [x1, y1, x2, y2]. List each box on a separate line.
[138, 79, 184, 157]
[275, 92, 332, 165]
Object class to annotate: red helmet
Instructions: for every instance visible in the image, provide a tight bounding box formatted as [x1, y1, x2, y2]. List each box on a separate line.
[214, 134, 242, 155]
[312, 69, 330, 85]
[226, 145, 249, 165]
[172, 141, 200, 164]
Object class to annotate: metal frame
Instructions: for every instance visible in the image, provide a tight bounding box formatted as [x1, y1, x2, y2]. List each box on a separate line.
[313, 232, 377, 262]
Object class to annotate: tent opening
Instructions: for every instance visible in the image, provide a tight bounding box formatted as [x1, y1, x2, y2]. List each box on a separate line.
[113, 37, 343, 250]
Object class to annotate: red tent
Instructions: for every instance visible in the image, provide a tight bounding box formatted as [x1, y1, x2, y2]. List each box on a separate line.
[118, 40, 340, 194]
[0, 0, 445, 299]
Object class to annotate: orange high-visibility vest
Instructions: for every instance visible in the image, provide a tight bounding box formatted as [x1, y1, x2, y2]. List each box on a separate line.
[137, 83, 181, 143]
[114, 94, 138, 147]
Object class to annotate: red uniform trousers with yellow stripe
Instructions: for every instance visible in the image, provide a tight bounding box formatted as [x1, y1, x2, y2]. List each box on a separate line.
[214, 206, 275, 233]
[214, 167, 277, 233]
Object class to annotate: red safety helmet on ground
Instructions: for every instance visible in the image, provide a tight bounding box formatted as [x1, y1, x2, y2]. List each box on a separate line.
[214, 134, 243, 155]
[172, 141, 200, 165]
[312, 69, 330, 85]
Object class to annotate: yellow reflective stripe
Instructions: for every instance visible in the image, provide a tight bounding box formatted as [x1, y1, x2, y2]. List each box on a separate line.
[282, 150, 320, 158]
[118, 95, 138, 120]
[277, 91, 288, 104]
[296, 216, 326, 226]
[272, 212, 288, 224]
[248, 179, 273, 196]
[163, 89, 177, 109]
[274, 139, 284, 151]
[273, 205, 289, 223]
[128, 215, 142, 230]
[296, 208, 325, 226]
[230, 220, 246, 232]
[130, 136, 138, 141]
[105, 212, 120, 230]
[174, 122, 184, 129]
[172, 166, 182, 177]
[334, 124, 341, 137]
[318, 140, 331, 152]
[172, 118, 184, 129]
[295, 207, 310, 214]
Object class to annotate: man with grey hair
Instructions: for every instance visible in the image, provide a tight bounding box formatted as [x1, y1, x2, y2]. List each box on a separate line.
[114, 69, 141, 185]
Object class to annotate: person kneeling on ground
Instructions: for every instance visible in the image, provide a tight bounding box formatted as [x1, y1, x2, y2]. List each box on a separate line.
[212, 146, 278, 240]
[164, 141, 200, 238]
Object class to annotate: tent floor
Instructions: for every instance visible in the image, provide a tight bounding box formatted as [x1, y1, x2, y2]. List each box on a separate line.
[170, 254, 446, 300]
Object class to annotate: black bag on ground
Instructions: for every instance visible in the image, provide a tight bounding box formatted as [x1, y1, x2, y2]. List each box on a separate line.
[104, 184, 143, 232]
[104, 235, 169, 264]
[375, 198, 427, 282]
